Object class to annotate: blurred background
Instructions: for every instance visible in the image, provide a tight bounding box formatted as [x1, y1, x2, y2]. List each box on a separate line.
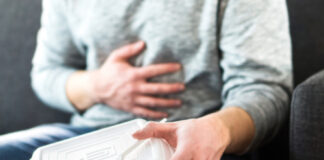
[1, 0, 324, 160]
[0, 0, 70, 134]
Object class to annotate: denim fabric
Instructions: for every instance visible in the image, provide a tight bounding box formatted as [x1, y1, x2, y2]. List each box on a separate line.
[290, 70, 324, 160]
[0, 123, 94, 160]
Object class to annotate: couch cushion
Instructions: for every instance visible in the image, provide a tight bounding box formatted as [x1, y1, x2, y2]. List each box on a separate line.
[0, 0, 70, 134]
[290, 70, 324, 160]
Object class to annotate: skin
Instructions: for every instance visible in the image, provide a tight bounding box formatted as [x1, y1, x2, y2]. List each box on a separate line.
[67, 41, 185, 118]
[133, 107, 255, 159]
[66, 41, 255, 159]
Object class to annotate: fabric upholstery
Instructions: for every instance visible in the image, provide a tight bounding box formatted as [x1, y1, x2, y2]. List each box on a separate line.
[0, 0, 70, 135]
[288, 0, 324, 159]
[290, 70, 324, 160]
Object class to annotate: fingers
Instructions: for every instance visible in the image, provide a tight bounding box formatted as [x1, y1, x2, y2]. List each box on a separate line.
[134, 96, 182, 108]
[136, 63, 181, 79]
[137, 83, 185, 95]
[109, 41, 145, 61]
[132, 122, 174, 140]
[131, 106, 167, 119]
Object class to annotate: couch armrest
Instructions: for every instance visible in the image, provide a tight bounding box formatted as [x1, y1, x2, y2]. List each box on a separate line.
[290, 70, 324, 160]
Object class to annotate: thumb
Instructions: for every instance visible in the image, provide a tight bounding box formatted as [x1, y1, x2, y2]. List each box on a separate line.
[132, 122, 175, 140]
[109, 41, 145, 61]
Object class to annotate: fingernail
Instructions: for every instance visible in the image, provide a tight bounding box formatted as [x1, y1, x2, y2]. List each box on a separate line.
[132, 134, 140, 139]
[176, 100, 182, 105]
[175, 64, 181, 69]
[132, 131, 138, 137]
[179, 84, 185, 90]
[135, 41, 144, 48]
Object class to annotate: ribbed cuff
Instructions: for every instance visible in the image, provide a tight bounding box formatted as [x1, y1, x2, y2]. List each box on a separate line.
[53, 68, 78, 113]
[222, 95, 269, 153]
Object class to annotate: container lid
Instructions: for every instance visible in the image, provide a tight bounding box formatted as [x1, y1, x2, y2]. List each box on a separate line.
[31, 119, 174, 160]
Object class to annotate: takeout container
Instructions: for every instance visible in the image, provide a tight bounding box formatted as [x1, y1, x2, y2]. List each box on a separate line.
[31, 119, 174, 160]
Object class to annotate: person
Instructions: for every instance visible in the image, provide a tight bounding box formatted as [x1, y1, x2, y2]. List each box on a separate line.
[0, 0, 292, 159]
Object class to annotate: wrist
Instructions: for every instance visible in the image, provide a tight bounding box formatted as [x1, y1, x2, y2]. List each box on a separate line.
[84, 70, 103, 105]
[204, 107, 255, 154]
[199, 113, 232, 151]
[66, 71, 97, 111]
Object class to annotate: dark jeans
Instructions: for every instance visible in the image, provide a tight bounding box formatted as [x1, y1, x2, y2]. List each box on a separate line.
[0, 123, 250, 160]
[0, 124, 94, 160]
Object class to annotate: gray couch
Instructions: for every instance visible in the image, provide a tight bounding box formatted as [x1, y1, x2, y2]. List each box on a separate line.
[0, 0, 70, 134]
[290, 71, 324, 160]
[1, 0, 324, 160]
[288, 0, 324, 159]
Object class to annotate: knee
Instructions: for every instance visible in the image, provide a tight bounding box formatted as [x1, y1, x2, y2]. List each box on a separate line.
[0, 126, 50, 160]
[0, 135, 31, 160]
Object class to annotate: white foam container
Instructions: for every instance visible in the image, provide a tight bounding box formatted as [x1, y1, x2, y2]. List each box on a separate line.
[31, 119, 174, 160]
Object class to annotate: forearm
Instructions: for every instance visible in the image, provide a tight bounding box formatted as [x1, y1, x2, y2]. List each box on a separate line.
[66, 71, 97, 111]
[201, 107, 255, 154]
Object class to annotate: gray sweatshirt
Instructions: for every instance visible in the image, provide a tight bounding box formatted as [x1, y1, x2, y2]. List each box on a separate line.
[31, 0, 292, 151]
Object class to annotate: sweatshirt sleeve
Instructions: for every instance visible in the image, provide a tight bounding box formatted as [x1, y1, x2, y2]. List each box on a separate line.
[31, 0, 85, 113]
[219, 0, 292, 151]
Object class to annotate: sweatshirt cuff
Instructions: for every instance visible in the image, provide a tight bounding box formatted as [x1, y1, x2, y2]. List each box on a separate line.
[222, 95, 270, 153]
[54, 68, 78, 113]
